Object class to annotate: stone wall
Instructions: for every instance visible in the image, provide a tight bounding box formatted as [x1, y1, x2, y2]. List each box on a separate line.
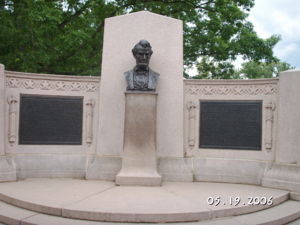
[184, 78, 278, 159]
[160, 78, 279, 184]
[3, 69, 100, 179]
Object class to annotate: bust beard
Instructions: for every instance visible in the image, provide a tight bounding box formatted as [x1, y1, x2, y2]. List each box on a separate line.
[133, 66, 149, 90]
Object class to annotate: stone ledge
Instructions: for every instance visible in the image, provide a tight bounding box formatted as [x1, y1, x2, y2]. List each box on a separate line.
[14, 154, 86, 179]
[0, 156, 16, 182]
[86, 156, 194, 182]
[86, 156, 121, 181]
[158, 157, 193, 182]
[290, 192, 300, 201]
[193, 158, 269, 185]
[262, 163, 300, 193]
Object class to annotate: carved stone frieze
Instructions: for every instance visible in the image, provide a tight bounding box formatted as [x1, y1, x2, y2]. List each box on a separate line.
[6, 76, 99, 92]
[185, 84, 277, 96]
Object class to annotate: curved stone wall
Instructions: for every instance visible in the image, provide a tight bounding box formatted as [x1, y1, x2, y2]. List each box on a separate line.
[1, 65, 300, 199]
[2, 67, 100, 179]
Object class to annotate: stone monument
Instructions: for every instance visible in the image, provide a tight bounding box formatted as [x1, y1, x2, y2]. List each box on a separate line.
[89, 11, 184, 181]
[116, 40, 161, 186]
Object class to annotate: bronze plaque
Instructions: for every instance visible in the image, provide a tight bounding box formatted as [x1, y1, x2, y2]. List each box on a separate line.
[19, 95, 83, 145]
[200, 101, 262, 150]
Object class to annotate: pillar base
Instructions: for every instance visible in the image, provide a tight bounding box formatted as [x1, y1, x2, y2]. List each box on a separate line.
[116, 173, 161, 186]
[116, 92, 161, 186]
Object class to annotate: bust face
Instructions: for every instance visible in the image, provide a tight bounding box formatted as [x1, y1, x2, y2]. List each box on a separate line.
[134, 48, 152, 69]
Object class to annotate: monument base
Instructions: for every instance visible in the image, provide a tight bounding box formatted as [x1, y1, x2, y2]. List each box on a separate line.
[116, 92, 162, 186]
[116, 173, 162, 186]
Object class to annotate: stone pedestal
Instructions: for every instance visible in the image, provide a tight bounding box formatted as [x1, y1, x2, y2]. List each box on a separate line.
[116, 92, 161, 186]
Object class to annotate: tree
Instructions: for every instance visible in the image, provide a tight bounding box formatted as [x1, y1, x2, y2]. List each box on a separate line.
[0, 0, 281, 77]
[192, 56, 238, 79]
[112, 0, 280, 78]
[0, 0, 117, 75]
[237, 61, 294, 79]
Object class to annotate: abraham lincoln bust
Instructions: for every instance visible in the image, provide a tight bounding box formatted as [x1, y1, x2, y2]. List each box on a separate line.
[124, 40, 159, 91]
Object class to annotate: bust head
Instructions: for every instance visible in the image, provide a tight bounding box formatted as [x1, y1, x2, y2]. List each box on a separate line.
[132, 40, 153, 69]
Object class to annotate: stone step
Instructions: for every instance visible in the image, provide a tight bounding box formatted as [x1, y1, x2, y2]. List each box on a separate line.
[0, 179, 291, 223]
[0, 200, 300, 225]
[288, 218, 300, 224]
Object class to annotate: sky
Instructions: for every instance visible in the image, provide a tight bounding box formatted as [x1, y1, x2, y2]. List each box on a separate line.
[248, 0, 300, 69]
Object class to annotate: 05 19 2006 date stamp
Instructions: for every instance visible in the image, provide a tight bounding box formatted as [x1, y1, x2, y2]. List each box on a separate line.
[207, 196, 274, 206]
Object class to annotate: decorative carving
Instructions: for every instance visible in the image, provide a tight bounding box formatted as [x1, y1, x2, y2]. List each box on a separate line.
[6, 78, 99, 92]
[265, 101, 276, 150]
[71, 82, 82, 91]
[7, 78, 20, 88]
[40, 80, 51, 90]
[24, 79, 35, 89]
[85, 99, 95, 145]
[125, 40, 159, 91]
[186, 84, 277, 96]
[86, 83, 97, 92]
[55, 81, 66, 91]
[7, 96, 18, 145]
[187, 101, 197, 148]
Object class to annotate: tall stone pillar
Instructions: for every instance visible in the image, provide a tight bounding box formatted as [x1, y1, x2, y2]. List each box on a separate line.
[276, 70, 300, 164]
[0, 64, 5, 155]
[262, 70, 300, 193]
[116, 92, 161, 186]
[0, 64, 16, 181]
[96, 11, 183, 157]
[87, 11, 186, 181]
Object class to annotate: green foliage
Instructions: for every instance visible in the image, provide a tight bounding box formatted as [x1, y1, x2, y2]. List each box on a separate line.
[194, 57, 240, 79]
[0, 0, 116, 75]
[113, 0, 280, 74]
[0, 0, 285, 77]
[237, 61, 294, 79]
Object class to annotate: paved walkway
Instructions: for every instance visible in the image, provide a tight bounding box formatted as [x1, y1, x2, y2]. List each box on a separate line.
[0, 178, 295, 224]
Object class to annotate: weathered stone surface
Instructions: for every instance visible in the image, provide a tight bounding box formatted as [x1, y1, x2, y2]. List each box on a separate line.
[15, 154, 86, 179]
[86, 156, 121, 181]
[262, 163, 300, 193]
[194, 158, 269, 184]
[158, 157, 193, 182]
[0, 156, 16, 181]
[116, 92, 161, 186]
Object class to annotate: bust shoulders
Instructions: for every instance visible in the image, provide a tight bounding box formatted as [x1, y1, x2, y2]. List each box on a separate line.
[149, 68, 160, 78]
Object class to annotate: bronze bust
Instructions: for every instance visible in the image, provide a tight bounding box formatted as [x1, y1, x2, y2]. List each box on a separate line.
[125, 40, 159, 91]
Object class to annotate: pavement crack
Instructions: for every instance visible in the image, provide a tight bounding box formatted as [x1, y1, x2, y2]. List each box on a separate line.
[61, 184, 116, 208]
[20, 212, 40, 223]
